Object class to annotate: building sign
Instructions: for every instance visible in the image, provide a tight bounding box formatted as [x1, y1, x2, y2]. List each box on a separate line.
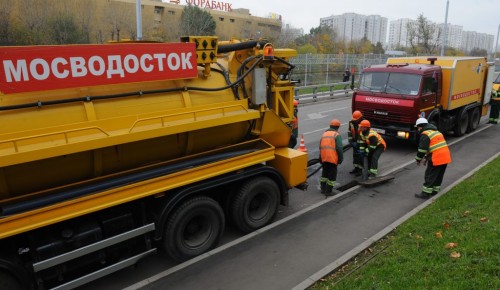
[0, 43, 197, 94]
[184, 0, 232, 12]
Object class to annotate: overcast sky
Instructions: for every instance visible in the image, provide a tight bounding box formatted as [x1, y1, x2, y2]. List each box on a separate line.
[222, 0, 499, 37]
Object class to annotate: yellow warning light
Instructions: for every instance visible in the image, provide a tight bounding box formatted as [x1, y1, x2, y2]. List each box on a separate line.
[263, 44, 274, 60]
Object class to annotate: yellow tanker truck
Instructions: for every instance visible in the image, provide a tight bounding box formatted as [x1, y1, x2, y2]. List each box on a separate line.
[0, 36, 307, 289]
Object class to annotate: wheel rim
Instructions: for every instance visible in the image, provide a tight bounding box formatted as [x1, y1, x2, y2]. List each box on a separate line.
[248, 192, 270, 222]
[182, 213, 213, 249]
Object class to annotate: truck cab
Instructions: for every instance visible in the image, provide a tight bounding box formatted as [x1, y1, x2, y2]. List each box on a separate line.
[353, 56, 493, 141]
[353, 63, 442, 140]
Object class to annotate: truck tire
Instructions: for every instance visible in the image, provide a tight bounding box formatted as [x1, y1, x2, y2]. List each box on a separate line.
[454, 108, 469, 137]
[467, 107, 480, 132]
[230, 177, 280, 234]
[0, 270, 23, 290]
[163, 196, 224, 262]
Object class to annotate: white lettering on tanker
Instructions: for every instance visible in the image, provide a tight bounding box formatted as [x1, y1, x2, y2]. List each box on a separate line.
[0, 43, 197, 94]
[3, 53, 194, 81]
[451, 88, 480, 100]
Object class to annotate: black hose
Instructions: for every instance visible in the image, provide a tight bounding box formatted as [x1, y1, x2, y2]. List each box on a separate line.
[0, 149, 257, 217]
[306, 144, 353, 179]
[217, 40, 269, 54]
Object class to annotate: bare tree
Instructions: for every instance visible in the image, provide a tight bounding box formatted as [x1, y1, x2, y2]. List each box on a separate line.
[18, 0, 50, 44]
[76, 0, 94, 43]
[407, 14, 441, 55]
[180, 5, 216, 36]
[0, 0, 14, 45]
[104, 0, 134, 41]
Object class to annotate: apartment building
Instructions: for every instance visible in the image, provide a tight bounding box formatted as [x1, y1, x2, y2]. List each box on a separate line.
[389, 17, 494, 53]
[320, 13, 387, 45]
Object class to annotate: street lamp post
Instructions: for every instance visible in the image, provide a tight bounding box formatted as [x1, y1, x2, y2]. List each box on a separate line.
[494, 24, 500, 61]
[136, 0, 143, 40]
[440, 0, 449, 56]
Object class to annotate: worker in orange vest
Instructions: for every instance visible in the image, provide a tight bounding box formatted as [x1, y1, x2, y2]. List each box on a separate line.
[414, 117, 452, 199]
[319, 119, 344, 196]
[358, 120, 386, 178]
[288, 99, 299, 148]
[348, 110, 365, 176]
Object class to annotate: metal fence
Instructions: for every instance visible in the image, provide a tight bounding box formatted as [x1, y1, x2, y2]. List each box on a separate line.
[289, 54, 394, 86]
[290, 53, 500, 85]
[294, 82, 352, 104]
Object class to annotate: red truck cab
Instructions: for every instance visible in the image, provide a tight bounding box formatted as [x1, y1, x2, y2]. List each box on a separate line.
[353, 63, 442, 141]
[353, 56, 493, 142]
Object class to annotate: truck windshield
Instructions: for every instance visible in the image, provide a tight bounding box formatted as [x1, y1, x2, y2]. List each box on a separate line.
[359, 72, 422, 96]
[494, 73, 500, 84]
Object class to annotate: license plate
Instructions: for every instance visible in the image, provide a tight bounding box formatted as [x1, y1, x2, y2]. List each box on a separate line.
[372, 128, 385, 134]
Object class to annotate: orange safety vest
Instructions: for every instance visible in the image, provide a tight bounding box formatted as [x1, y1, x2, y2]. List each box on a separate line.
[360, 129, 387, 150]
[320, 130, 339, 164]
[422, 130, 452, 165]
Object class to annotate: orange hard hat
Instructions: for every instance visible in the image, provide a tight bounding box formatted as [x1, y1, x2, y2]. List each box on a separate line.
[359, 120, 371, 128]
[330, 119, 341, 127]
[352, 110, 363, 120]
[293, 100, 299, 106]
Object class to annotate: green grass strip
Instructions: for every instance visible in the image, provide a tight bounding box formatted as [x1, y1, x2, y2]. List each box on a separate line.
[310, 156, 500, 290]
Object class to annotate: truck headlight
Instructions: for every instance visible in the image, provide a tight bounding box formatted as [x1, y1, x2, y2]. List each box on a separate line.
[397, 131, 410, 139]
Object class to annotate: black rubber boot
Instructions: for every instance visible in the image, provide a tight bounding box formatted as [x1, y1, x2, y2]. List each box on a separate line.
[324, 184, 333, 196]
[415, 192, 431, 199]
[320, 182, 326, 193]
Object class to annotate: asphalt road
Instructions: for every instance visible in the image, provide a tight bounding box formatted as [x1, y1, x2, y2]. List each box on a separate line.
[77, 96, 493, 290]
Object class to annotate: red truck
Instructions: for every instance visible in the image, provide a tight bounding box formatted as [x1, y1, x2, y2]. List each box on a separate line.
[352, 57, 495, 141]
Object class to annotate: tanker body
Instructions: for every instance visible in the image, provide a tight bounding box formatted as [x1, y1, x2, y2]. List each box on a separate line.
[353, 57, 495, 141]
[0, 36, 307, 289]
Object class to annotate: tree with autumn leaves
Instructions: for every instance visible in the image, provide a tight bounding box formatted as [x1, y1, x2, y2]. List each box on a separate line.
[280, 25, 385, 55]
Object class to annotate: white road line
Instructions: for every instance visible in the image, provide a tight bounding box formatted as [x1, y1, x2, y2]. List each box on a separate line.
[303, 123, 348, 136]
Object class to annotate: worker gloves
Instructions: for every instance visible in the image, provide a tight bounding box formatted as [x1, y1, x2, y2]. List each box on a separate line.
[350, 142, 359, 149]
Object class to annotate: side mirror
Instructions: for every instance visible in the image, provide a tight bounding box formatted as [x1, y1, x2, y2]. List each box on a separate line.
[431, 78, 438, 93]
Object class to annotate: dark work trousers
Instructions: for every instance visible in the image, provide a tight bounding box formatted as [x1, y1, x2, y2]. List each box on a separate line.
[352, 149, 363, 169]
[489, 99, 500, 123]
[321, 162, 338, 192]
[367, 146, 384, 175]
[423, 159, 448, 194]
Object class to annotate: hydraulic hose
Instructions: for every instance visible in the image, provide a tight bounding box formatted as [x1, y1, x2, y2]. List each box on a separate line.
[217, 40, 269, 54]
[306, 143, 354, 178]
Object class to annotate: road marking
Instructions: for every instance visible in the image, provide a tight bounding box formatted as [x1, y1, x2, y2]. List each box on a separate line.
[303, 123, 348, 136]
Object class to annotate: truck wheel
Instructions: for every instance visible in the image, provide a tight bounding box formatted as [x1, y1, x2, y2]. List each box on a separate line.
[230, 177, 280, 234]
[163, 196, 224, 262]
[467, 107, 480, 132]
[0, 270, 23, 290]
[454, 109, 469, 137]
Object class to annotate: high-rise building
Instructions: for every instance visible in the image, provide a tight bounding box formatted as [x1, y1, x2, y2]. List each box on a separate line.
[461, 31, 495, 52]
[320, 13, 387, 45]
[388, 18, 415, 49]
[389, 17, 494, 53]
